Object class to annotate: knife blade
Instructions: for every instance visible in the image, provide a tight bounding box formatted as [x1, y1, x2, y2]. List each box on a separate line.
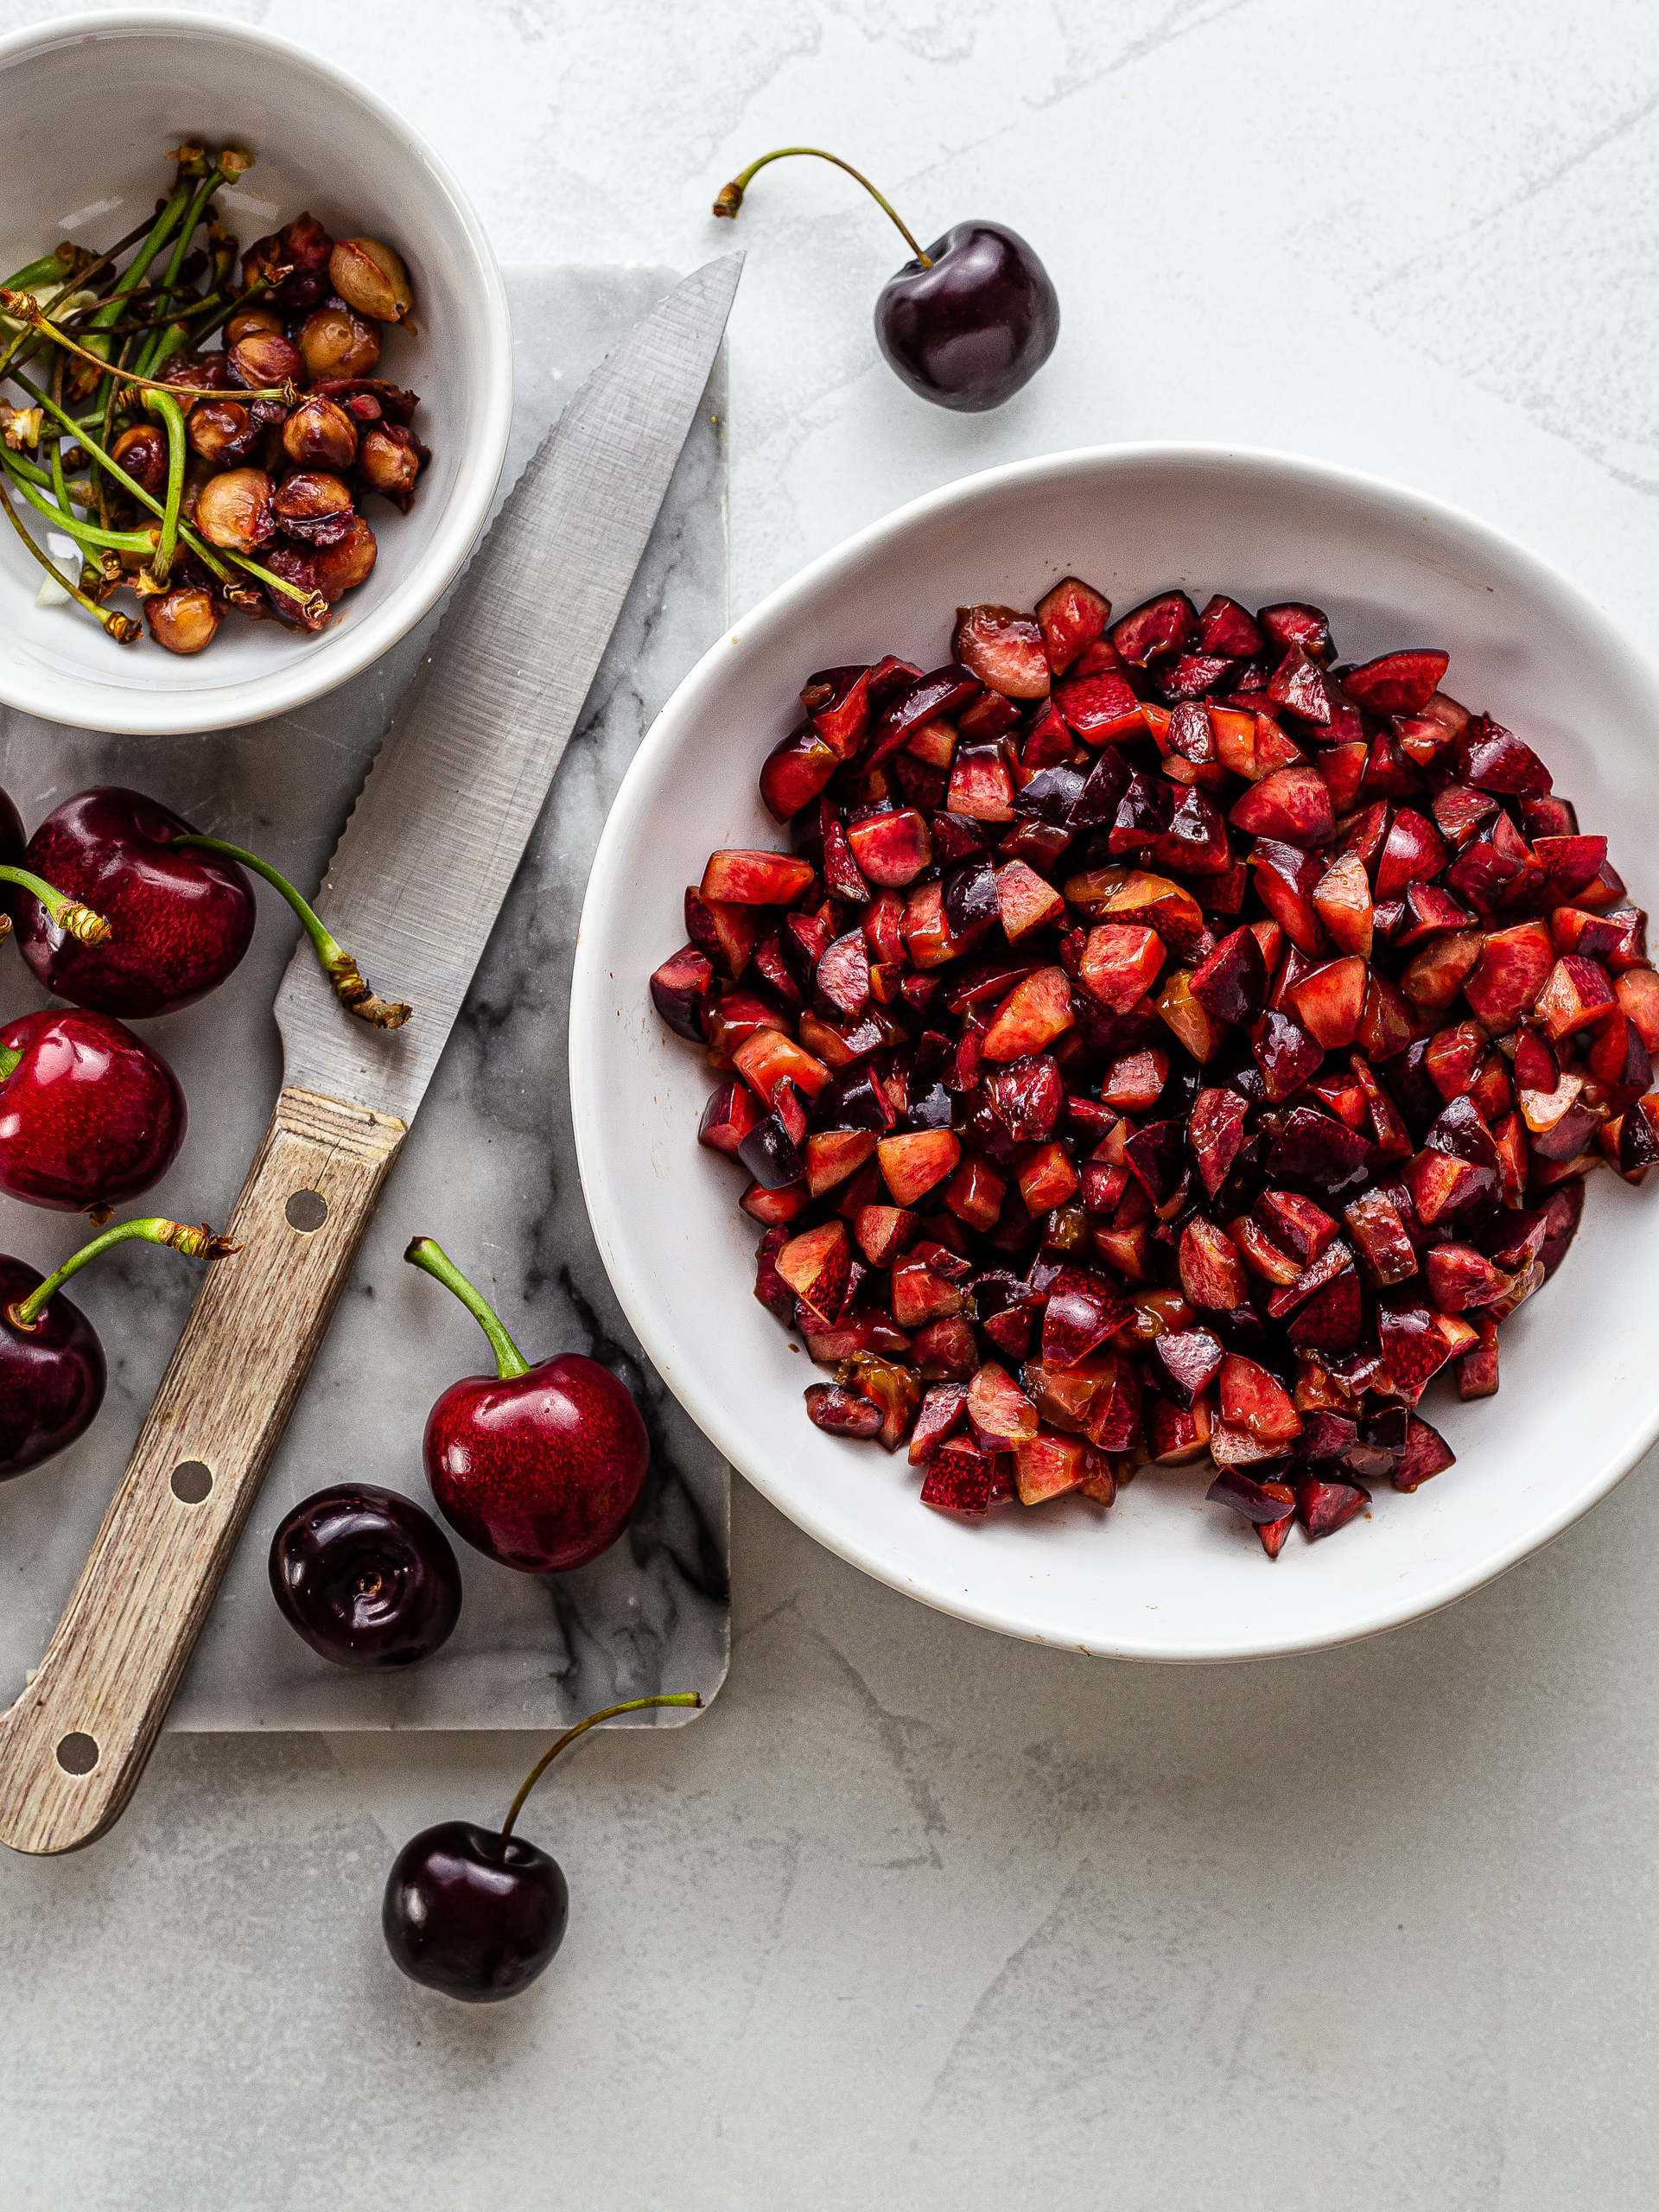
[276, 249, 743, 1120]
[0, 253, 742, 1855]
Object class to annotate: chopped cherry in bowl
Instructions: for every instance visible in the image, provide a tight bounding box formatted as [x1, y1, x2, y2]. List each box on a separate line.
[650, 580, 1656, 1555]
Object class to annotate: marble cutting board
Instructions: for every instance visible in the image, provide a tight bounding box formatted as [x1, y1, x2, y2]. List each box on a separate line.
[0, 266, 731, 1731]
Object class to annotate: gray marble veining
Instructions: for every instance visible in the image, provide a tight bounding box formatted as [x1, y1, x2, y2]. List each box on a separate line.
[0, 265, 731, 1730]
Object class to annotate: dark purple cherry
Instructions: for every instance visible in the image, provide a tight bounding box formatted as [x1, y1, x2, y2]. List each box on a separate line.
[18, 787, 409, 1027]
[0, 1217, 235, 1478]
[875, 222, 1059, 413]
[269, 1483, 462, 1669]
[714, 149, 1058, 412]
[382, 1692, 701, 2003]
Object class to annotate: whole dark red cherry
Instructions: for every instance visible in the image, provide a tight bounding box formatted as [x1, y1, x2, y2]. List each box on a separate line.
[0, 1217, 234, 1477]
[874, 221, 1059, 413]
[0, 1254, 104, 1478]
[404, 1236, 650, 1574]
[0, 1007, 187, 1215]
[384, 1824, 568, 2004]
[270, 1483, 462, 1669]
[382, 1693, 700, 2002]
[17, 786, 409, 1027]
[20, 788, 253, 1016]
[715, 148, 1059, 412]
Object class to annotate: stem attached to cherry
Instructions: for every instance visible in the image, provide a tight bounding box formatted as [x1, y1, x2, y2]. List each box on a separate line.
[713, 147, 933, 267]
[175, 834, 411, 1029]
[403, 1236, 531, 1380]
[0, 862, 111, 944]
[497, 1694, 704, 1847]
[6, 1215, 239, 1332]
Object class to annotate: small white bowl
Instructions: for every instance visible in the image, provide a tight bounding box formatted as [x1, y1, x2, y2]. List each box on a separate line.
[0, 10, 511, 734]
[571, 444, 1659, 1663]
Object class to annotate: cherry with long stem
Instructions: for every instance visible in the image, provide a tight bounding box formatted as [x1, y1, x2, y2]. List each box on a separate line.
[176, 833, 411, 1028]
[498, 1693, 702, 1847]
[403, 1236, 651, 1576]
[381, 1689, 702, 1999]
[712, 143, 1060, 414]
[5, 1214, 238, 1334]
[714, 146, 932, 264]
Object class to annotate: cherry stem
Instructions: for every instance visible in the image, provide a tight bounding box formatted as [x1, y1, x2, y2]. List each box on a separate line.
[172, 833, 410, 1029]
[149, 390, 187, 587]
[0, 863, 111, 944]
[0, 472, 140, 642]
[80, 166, 196, 361]
[135, 153, 247, 379]
[403, 1236, 532, 1382]
[498, 1694, 704, 1847]
[8, 1215, 238, 1332]
[0, 293, 299, 409]
[0, 218, 152, 387]
[713, 148, 932, 267]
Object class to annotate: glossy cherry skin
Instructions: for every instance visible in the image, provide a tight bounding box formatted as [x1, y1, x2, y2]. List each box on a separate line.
[383, 1821, 569, 2002]
[0, 785, 23, 910]
[270, 1483, 463, 1669]
[423, 1353, 649, 1574]
[0, 1008, 187, 1213]
[18, 787, 255, 1019]
[875, 221, 1059, 412]
[0, 1255, 105, 1478]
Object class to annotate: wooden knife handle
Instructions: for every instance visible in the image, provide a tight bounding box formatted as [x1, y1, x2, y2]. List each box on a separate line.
[0, 1086, 405, 1855]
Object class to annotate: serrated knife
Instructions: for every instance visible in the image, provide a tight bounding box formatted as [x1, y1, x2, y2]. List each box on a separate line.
[0, 252, 743, 1855]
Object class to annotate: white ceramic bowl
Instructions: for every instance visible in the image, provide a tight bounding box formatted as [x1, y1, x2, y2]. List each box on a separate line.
[571, 444, 1659, 1662]
[0, 10, 511, 734]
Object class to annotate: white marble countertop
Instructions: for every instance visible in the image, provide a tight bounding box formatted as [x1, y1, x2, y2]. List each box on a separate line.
[6, 1, 1659, 2204]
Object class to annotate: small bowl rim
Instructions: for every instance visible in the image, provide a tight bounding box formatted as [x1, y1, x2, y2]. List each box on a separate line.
[570, 439, 1659, 1662]
[0, 5, 512, 735]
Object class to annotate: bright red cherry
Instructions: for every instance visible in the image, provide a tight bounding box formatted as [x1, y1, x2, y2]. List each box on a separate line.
[404, 1236, 650, 1574]
[0, 1007, 187, 1215]
[0, 1217, 234, 1477]
[382, 1693, 699, 2002]
[715, 148, 1059, 412]
[16, 786, 408, 1027]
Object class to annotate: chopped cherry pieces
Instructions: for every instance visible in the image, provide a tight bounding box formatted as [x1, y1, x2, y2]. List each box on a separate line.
[652, 579, 1650, 1553]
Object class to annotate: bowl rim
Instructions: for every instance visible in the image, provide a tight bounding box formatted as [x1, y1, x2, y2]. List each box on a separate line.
[0, 5, 512, 736]
[570, 438, 1659, 1662]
